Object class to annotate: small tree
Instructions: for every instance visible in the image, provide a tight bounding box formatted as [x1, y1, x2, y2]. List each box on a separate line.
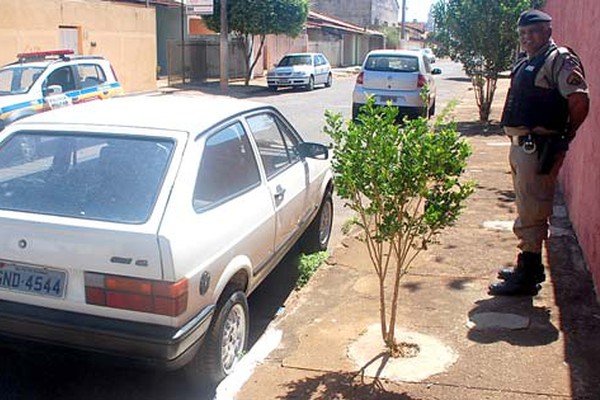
[325, 99, 474, 356]
[432, 0, 545, 121]
[204, 0, 308, 85]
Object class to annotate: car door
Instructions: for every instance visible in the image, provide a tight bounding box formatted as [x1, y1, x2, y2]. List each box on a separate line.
[42, 66, 78, 110]
[314, 55, 326, 84]
[245, 111, 309, 256]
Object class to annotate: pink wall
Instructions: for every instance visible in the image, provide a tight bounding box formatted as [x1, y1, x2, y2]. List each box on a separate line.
[544, 1, 600, 293]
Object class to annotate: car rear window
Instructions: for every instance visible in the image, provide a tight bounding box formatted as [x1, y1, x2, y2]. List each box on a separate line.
[0, 132, 174, 223]
[364, 55, 419, 73]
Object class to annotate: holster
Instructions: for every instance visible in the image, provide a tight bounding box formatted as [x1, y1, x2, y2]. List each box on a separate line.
[535, 135, 569, 175]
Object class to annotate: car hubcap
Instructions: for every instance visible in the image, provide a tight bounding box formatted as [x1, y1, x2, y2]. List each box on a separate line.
[221, 303, 246, 374]
[319, 200, 332, 246]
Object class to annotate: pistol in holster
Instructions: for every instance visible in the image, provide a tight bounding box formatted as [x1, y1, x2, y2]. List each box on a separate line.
[535, 135, 569, 175]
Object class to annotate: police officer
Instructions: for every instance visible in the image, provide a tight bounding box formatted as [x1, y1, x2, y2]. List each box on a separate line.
[489, 10, 590, 296]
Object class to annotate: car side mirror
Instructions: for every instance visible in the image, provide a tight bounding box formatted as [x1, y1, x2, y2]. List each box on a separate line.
[431, 68, 442, 75]
[296, 142, 329, 160]
[43, 84, 63, 96]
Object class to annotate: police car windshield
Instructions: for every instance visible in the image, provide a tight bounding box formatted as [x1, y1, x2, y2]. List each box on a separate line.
[0, 66, 45, 95]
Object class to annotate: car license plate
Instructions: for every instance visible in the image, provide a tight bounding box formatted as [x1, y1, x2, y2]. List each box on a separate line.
[0, 263, 66, 298]
[380, 95, 397, 103]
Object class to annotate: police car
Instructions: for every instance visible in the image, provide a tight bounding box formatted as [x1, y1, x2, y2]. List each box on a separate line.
[0, 50, 123, 130]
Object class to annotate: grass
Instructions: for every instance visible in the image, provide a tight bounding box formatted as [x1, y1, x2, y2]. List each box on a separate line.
[296, 251, 328, 289]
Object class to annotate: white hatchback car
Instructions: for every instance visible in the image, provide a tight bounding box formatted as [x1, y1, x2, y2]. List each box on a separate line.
[267, 53, 333, 91]
[352, 49, 441, 120]
[0, 95, 333, 382]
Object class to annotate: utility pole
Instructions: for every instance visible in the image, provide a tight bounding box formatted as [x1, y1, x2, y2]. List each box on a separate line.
[400, 0, 406, 49]
[220, 0, 229, 93]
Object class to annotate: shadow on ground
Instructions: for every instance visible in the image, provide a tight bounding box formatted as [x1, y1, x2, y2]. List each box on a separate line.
[467, 296, 559, 346]
[547, 192, 600, 400]
[456, 121, 504, 137]
[278, 370, 418, 400]
[165, 81, 327, 100]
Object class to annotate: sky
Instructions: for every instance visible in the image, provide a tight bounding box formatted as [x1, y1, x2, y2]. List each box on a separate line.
[403, 0, 435, 23]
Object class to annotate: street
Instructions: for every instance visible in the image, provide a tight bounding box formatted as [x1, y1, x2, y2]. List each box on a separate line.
[0, 59, 470, 400]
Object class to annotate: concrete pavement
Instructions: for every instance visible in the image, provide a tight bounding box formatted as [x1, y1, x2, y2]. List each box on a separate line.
[234, 78, 600, 400]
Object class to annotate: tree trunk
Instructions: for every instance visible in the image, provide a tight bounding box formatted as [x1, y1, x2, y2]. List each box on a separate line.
[471, 74, 498, 123]
[242, 34, 266, 86]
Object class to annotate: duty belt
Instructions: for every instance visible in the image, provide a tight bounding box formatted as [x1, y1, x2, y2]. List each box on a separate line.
[510, 134, 537, 154]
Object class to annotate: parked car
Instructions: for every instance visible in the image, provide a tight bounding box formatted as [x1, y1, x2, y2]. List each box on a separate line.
[267, 52, 333, 91]
[0, 95, 333, 383]
[352, 49, 441, 120]
[422, 48, 436, 64]
[0, 49, 123, 131]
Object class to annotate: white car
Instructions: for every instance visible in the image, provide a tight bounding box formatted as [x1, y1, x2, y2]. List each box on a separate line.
[267, 53, 333, 91]
[0, 95, 333, 382]
[352, 49, 441, 120]
[0, 49, 123, 131]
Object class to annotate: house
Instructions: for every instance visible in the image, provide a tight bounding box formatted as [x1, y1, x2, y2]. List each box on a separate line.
[310, 0, 399, 28]
[0, 0, 158, 93]
[543, 0, 600, 299]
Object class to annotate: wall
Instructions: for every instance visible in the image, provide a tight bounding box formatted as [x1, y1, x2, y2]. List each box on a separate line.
[0, 0, 156, 93]
[310, 0, 372, 27]
[543, 1, 600, 295]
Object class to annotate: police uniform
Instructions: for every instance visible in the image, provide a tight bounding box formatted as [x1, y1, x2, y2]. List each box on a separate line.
[489, 10, 589, 296]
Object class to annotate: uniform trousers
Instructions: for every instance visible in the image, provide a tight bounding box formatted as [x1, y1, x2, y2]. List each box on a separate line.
[509, 138, 565, 253]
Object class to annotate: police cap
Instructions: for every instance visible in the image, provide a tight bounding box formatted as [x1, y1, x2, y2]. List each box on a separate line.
[518, 10, 552, 26]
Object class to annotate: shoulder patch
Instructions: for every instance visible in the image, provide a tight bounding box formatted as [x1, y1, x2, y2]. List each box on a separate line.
[566, 70, 584, 86]
[563, 56, 579, 72]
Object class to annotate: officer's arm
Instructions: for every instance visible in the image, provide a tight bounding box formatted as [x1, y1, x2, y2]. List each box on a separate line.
[567, 92, 590, 140]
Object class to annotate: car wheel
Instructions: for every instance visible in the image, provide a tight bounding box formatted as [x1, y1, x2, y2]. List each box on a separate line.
[186, 290, 249, 384]
[268, 85, 277, 91]
[302, 191, 333, 253]
[428, 100, 436, 118]
[352, 103, 362, 121]
[306, 76, 315, 91]
[325, 73, 333, 88]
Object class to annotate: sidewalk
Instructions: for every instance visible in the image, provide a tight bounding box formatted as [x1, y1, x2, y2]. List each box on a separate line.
[235, 79, 600, 399]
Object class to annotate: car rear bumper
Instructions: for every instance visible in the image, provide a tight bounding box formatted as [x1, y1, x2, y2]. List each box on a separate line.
[0, 299, 214, 370]
[352, 102, 427, 120]
[352, 87, 426, 108]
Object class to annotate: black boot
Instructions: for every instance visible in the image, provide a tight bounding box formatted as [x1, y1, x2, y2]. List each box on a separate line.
[489, 252, 543, 296]
[497, 252, 545, 283]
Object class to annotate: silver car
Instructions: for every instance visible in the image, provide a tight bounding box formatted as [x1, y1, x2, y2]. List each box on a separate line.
[352, 49, 441, 120]
[267, 53, 333, 91]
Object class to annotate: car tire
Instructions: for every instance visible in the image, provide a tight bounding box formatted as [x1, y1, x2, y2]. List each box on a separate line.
[185, 290, 249, 384]
[306, 76, 315, 91]
[268, 85, 277, 91]
[351, 103, 362, 121]
[302, 190, 333, 253]
[325, 73, 333, 88]
[429, 100, 436, 118]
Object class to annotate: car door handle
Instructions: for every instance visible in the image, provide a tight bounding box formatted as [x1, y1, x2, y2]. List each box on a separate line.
[274, 185, 286, 200]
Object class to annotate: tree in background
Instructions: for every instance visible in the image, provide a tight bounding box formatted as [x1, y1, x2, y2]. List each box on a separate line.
[432, 0, 545, 121]
[205, 0, 309, 85]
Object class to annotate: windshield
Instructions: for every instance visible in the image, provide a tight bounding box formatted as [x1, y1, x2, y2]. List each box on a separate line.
[0, 132, 174, 223]
[364, 55, 419, 73]
[0, 66, 45, 95]
[278, 55, 312, 67]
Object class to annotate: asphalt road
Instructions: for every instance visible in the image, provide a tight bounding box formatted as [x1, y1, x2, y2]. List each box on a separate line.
[0, 58, 470, 400]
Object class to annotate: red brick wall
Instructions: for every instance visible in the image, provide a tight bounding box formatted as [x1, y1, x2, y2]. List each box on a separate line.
[544, 1, 600, 294]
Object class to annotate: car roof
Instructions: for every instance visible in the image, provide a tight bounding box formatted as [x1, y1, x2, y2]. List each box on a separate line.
[283, 53, 320, 57]
[367, 49, 423, 57]
[14, 94, 270, 134]
[1, 61, 51, 69]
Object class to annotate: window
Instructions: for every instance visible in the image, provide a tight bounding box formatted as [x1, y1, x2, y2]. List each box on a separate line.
[76, 64, 107, 88]
[0, 132, 174, 223]
[365, 55, 419, 73]
[0, 66, 44, 95]
[247, 113, 299, 179]
[45, 67, 76, 92]
[277, 55, 312, 67]
[193, 122, 260, 210]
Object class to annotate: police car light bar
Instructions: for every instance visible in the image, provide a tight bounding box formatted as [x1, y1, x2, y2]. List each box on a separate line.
[16, 49, 74, 60]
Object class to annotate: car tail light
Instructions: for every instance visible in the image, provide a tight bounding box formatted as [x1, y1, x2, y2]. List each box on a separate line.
[85, 273, 188, 317]
[417, 74, 427, 88]
[356, 71, 364, 85]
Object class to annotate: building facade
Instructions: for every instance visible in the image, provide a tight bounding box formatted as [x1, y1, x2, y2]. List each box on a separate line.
[310, 0, 399, 28]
